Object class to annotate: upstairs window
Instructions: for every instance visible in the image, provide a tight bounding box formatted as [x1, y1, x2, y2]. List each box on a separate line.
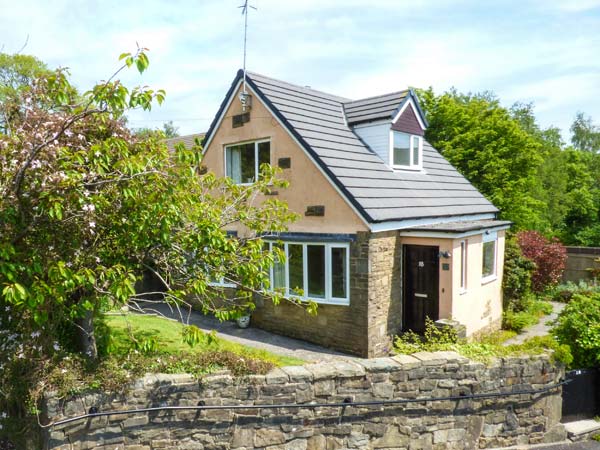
[391, 131, 422, 170]
[225, 139, 270, 184]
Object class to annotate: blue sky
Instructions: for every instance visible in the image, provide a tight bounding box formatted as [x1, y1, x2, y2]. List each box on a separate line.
[1, 0, 600, 141]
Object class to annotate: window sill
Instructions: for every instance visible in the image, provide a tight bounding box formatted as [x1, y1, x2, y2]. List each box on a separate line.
[266, 291, 349, 306]
[209, 282, 237, 288]
[481, 275, 497, 286]
[391, 165, 423, 172]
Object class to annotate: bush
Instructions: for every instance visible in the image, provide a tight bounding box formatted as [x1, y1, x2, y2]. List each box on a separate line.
[517, 231, 567, 292]
[547, 281, 600, 303]
[503, 310, 537, 332]
[502, 235, 536, 311]
[552, 293, 600, 368]
[502, 299, 554, 332]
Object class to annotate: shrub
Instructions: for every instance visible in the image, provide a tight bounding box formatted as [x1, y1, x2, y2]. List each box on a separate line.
[552, 293, 600, 368]
[517, 231, 567, 292]
[502, 299, 553, 332]
[502, 235, 536, 311]
[548, 281, 600, 303]
[503, 310, 536, 332]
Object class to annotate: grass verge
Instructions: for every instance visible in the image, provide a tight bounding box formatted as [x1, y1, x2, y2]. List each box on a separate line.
[104, 312, 305, 367]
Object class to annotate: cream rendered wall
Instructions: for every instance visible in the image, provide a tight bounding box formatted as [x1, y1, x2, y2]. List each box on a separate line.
[202, 84, 368, 234]
[400, 231, 505, 336]
[450, 230, 505, 335]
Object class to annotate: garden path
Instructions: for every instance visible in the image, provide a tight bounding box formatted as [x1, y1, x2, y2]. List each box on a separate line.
[141, 302, 361, 363]
[502, 301, 565, 346]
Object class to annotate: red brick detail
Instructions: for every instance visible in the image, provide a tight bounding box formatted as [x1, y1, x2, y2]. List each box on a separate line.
[391, 103, 424, 136]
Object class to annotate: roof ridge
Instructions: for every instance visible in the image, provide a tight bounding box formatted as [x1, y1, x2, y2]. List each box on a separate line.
[246, 70, 351, 103]
[164, 132, 205, 143]
[344, 89, 410, 106]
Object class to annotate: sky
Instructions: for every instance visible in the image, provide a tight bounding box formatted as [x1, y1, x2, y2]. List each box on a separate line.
[1, 0, 600, 140]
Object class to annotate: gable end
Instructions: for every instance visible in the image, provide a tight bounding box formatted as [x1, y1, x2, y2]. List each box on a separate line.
[392, 102, 425, 136]
[242, 76, 375, 224]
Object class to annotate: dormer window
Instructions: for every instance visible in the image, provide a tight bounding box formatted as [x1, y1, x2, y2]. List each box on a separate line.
[391, 131, 422, 170]
[225, 139, 270, 184]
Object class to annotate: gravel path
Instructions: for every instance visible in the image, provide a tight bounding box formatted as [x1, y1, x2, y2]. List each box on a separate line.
[503, 301, 565, 346]
[138, 303, 361, 364]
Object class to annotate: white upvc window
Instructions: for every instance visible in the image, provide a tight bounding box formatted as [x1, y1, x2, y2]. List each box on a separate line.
[390, 131, 422, 170]
[481, 231, 497, 283]
[266, 241, 350, 306]
[460, 240, 468, 292]
[209, 277, 236, 288]
[224, 139, 270, 184]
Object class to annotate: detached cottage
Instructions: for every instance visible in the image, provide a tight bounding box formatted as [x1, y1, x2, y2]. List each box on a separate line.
[199, 70, 510, 357]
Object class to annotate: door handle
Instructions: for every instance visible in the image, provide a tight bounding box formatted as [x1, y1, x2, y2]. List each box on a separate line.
[414, 293, 428, 298]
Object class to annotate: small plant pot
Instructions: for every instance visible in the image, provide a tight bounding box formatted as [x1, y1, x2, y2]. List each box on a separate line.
[236, 315, 251, 329]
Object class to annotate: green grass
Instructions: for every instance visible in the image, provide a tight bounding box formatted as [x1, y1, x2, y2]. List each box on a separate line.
[105, 312, 305, 367]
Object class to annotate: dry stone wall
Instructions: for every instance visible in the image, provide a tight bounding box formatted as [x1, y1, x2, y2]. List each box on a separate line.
[44, 351, 565, 450]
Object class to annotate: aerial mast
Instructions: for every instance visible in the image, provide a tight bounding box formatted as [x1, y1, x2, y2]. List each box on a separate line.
[238, 0, 256, 112]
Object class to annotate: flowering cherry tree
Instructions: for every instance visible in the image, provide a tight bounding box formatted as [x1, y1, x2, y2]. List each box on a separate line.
[0, 49, 297, 367]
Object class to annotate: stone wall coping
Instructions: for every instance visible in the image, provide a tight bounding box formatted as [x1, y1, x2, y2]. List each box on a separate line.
[116, 352, 553, 389]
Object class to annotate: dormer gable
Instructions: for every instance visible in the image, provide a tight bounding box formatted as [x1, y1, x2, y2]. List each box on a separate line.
[344, 91, 428, 172]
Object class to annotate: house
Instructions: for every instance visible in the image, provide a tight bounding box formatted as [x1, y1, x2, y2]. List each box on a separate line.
[196, 69, 510, 358]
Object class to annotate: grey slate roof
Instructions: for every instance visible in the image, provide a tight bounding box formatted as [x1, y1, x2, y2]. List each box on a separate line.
[165, 133, 205, 152]
[343, 91, 410, 125]
[205, 70, 499, 225]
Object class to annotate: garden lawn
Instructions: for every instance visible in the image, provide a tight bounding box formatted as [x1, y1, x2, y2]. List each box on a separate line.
[105, 312, 304, 367]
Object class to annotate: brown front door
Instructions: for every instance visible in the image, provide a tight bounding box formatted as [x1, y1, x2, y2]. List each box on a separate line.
[403, 245, 439, 333]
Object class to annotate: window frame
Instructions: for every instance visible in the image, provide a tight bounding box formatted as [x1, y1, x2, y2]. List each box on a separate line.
[389, 130, 423, 171]
[459, 239, 467, 293]
[224, 138, 271, 185]
[265, 241, 350, 306]
[481, 232, 498, 283]
[208, 277, 237, 288]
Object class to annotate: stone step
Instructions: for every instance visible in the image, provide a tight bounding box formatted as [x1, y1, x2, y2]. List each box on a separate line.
[564, 419, 600, 442]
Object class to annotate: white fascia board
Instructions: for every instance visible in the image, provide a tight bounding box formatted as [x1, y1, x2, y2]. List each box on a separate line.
[399, 224, 510, 240]
[392, 98, 426, 131]
[202, 79, 244, 153]
[370, 213, 497, 233]
[241, 83, 371, 230]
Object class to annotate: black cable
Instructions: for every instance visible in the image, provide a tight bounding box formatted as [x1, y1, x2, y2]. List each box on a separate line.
[41, 378, 570, 429]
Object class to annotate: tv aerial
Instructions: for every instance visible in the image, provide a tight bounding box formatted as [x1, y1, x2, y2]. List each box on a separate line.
[238, 0, 256, 111]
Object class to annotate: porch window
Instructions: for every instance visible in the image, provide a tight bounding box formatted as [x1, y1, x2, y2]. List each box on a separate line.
[482, 232, 497, 282]
[460, 240, 467, 292]
[265, 241, 350, 305]
[225, 139, 270, 184]
[391, 131, 422, 170]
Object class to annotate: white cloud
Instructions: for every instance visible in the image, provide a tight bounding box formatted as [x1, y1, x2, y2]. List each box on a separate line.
[1, 0, 599, 137]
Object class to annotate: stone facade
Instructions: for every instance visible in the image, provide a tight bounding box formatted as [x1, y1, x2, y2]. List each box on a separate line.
[251, 232, 372, 357]
[45, 352, 566, 450]
[366, 231, 402, 357]
[252, 231, 404, 358]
